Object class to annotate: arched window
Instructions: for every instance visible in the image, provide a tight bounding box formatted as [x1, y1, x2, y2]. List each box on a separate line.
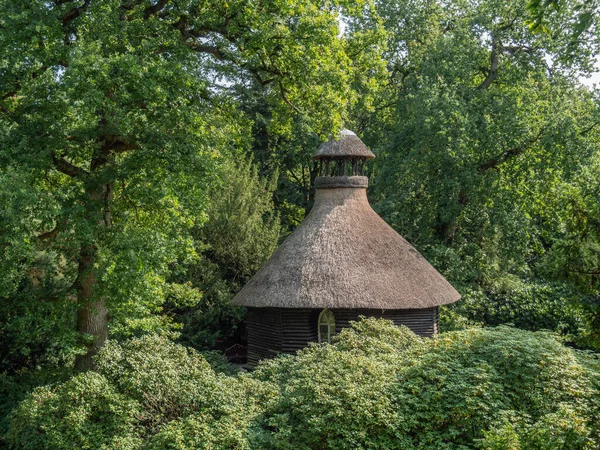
[318, 309, 335, 343]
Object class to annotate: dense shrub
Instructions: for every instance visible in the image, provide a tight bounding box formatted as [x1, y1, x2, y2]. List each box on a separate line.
[7, 372, 141, 450]
[254, 319, 599, 449]
[444, 280, 586, 337]
[95, 334, 272, 443]
[95, 335, 223, 432]
[0, 368, 71, 446]
[147, 376, 272, 450]
[5, 320, 600, 449]
[392, 327, 599, 448]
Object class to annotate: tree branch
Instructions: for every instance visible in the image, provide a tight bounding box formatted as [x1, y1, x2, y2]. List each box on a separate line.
[61, 0, 91, 28]
[247, 68, 276, 86]
[500, 44, 534, 54]
[1, 88, 18, 101]
[38, 218, 68, 242]
[478, 36, 499, 90]
[478, 128, 545, 173]
[278, 82, 300, 112]
[144, 0, 169, 20]
[38, 227, 60, 241]
[52, 154, 87, 177]
[188, 44, 225, 59]
[579, 121, 600, 136]
[104, 137, 138, 154]
[172, 12, 244, 60]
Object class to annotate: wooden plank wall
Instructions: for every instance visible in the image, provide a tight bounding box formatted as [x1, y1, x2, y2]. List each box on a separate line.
[246, 306, 439, 366]
[281, 308, 319, 353]
[246, 308, 282, 366]
[333, 307, 438, 337]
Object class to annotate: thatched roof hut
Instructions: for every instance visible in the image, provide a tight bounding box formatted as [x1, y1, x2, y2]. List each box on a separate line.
[233, 130, 460, 365]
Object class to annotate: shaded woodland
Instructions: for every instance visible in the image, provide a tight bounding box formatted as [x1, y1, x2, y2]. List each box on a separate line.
[1, 0, 599, 448]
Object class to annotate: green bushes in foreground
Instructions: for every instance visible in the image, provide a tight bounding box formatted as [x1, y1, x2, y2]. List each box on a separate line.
[6, 319, 600, 449]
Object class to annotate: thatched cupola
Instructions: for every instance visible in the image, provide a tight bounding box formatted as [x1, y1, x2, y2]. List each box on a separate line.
[234, 130, 460, 366]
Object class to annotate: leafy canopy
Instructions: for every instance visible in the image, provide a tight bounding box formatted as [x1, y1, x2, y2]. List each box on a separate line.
[0, 0, 384, 368]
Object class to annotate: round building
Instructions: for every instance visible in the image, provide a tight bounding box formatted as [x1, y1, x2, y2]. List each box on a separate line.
[233, 130, 461, 366]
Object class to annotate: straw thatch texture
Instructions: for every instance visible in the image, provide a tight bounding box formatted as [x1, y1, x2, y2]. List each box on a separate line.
[233, 176, 461, 309]
[312, 129, 375, 160]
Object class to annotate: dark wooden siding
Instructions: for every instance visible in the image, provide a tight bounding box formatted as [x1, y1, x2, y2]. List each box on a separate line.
[246, 308, 282, 367]
[281, 308, 319, 353]
[332, 307, 437, 337]
[246, 306, 438, 366]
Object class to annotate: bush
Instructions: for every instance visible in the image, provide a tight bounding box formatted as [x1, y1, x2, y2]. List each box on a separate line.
[444, 280, 585, 339]
[0, 368, 71, 446]
[6, 372, 142, 450]
[392, 326, 599, 448]
[5, 321, 600, 449]
[479, 406, 597, 450]
[95, 335, 224, 432]
[147, 376, 273, 450]
[253, 320, 600, 449]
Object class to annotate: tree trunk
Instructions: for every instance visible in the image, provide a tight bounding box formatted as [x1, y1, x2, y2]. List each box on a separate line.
[75, 299, 108, 371]
[74, 243, 109, 371]
[74, 179, 112, 371]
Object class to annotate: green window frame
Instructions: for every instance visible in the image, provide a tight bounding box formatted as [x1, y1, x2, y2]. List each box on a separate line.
[318, 309, 335, 344]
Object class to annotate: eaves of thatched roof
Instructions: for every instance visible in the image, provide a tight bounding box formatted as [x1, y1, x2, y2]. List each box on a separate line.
[233, 176, 461, 309]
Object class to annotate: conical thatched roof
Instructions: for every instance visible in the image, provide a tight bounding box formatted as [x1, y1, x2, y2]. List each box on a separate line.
[233, 174, 461, 310]
[312, 129, 375, 160]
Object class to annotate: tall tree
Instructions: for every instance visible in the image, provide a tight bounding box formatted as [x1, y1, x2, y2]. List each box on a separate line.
[0, 0, 381, 369]
[174, 156, 281, 350]
[352, 0, 600, 342]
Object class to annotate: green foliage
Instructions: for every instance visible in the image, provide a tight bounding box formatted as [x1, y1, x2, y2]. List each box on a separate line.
[444, 279, 585, 337]
[199, 350, 238, 376]
[332, 315, 420, 357]
[200, 158, 280, 281]
[0, 169, 82, 372]
[253, 320, 600, 449]
[252, 320, 420, 449]
[358, 0, 600, 346]
[173, 261, 246, 350]
[7, 372, 142, 450]
[2, 0, 600, 447]
[0, 288, 81, 373]
[5, 320, 600, 449]
[146, 414, 251, 450]
[479, 406, 597, 450]
[95, 335, 224, 432]
[175, 157, 281, 350]
[145, 375, 269, 450]
[526, 0, 599, 63]
[0, 368, 71, 446]
[392, 327, 599, 448]
[95, 334, 273, 445]
[4, 334, 271, 449]
[0, 0, 380, 368]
